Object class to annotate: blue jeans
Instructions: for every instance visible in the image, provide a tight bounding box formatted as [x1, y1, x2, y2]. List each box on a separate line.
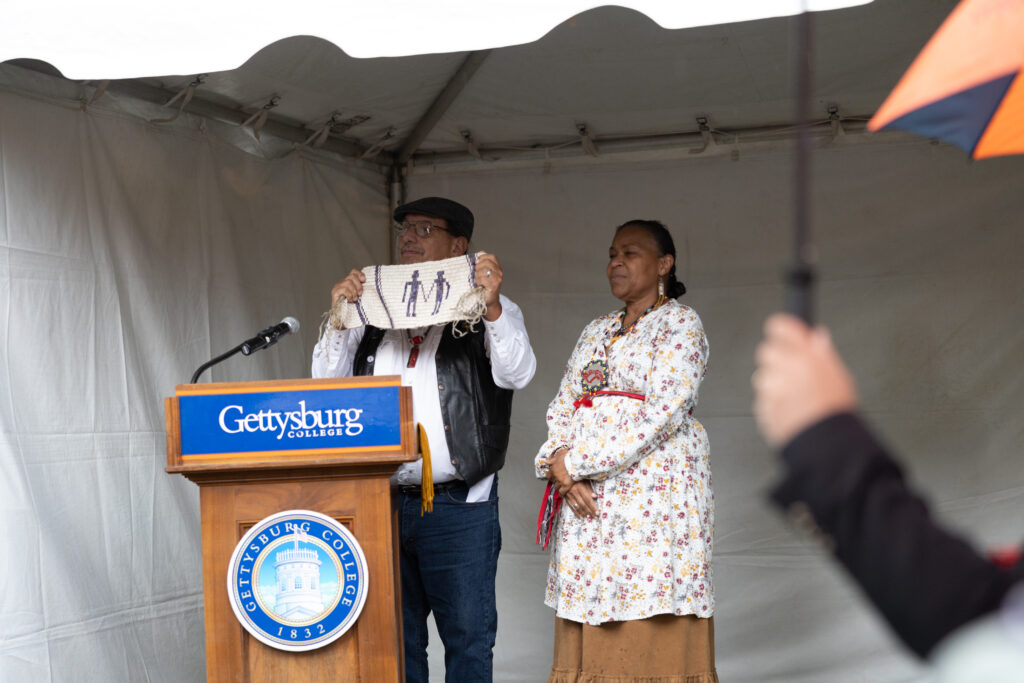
[397, 480, 500, 683]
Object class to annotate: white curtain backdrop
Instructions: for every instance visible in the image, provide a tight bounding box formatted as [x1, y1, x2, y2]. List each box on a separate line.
[0, 85, 388, 680]
[407, 139, 1024, 682]
[2, 74, 1024, 682]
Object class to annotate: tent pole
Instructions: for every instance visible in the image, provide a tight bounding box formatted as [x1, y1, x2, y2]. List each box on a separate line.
[394, 50, 491, 165]
[387, 165, 406, 263]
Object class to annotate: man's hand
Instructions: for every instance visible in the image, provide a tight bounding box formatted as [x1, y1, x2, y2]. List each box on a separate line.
[474, 252, 503, 321]
[752, 313, 858, 448]
[331, 269, 366, 306]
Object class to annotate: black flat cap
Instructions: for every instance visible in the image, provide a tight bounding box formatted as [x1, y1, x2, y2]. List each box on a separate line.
[393, 197, 474, 240]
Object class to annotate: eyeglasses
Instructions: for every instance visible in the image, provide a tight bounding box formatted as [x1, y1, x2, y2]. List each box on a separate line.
[393, 220, 449, 238]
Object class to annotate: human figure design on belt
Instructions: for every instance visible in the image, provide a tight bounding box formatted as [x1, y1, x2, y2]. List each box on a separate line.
[431, 270, 450, 315]
[402, 270, 422, 317]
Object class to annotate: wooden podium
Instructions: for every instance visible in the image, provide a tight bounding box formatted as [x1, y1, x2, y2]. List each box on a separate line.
[165, 376, 415, 682]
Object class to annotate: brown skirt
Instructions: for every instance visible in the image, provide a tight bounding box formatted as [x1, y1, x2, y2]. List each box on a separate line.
[549, 614, 718, 683]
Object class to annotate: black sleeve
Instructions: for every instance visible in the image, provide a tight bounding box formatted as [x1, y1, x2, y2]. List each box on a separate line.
[771, 413, 1021, 657]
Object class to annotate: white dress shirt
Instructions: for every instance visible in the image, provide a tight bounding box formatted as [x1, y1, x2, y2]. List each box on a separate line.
[312, 293, 536, 502]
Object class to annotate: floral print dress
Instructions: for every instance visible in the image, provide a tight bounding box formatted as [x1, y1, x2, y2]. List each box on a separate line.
[535, 299, 713, 625]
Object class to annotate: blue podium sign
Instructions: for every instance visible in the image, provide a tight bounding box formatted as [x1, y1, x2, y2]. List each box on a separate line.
[175, 381, 403, 461]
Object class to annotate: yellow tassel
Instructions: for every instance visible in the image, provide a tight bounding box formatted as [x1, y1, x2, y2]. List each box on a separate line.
[418, 423, 434, 515]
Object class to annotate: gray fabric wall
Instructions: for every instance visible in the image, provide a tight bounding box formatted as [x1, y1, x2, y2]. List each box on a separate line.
[2, 71, 1023, 682]
[0, 83, 389, 681]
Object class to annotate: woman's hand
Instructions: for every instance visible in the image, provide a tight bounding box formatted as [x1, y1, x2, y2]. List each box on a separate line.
[544, 448, 575, 494]
[563, 480, 599, 519]
[545, 449, 598, 518]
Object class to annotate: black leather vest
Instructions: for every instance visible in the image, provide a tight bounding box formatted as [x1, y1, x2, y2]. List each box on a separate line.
[352, 324, 513, 486]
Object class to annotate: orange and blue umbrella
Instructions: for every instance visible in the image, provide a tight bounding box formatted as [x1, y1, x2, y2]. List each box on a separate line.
[868, 0, 1024, 159]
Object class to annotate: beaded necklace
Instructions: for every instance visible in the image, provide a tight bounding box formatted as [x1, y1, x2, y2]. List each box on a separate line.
[609, 294, 667, 346]
[579, 295, 667, 394]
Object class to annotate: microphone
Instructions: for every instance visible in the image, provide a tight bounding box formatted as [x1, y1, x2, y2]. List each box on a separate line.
[240, 316, 300, 356]
[189, 316, 301, 383]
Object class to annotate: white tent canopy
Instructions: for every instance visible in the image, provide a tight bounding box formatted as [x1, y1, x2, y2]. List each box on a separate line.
[4, 1, 1024, 681]
[5, 1, 872, 78]
[6, 0, 920, 170]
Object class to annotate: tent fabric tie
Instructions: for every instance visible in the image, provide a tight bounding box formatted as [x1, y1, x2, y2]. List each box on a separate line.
[241, 96, 280, 140]
[304, 111, 342, 148]
[576, 122, 599, 156]
[150, 75, 205, 124]
[360, 127, 395, 160]
[690, 116, 718, 155]
[462, 129, 483, 159]
[82, 79, 110, 107]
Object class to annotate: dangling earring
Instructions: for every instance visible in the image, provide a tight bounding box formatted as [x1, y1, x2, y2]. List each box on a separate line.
[658, 277, 665, 297]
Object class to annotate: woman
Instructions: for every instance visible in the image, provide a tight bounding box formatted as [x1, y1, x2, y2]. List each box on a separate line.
[536, 220, 716, 682]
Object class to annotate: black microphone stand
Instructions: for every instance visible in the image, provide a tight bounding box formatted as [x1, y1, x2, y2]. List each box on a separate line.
[190, 343, 246, 384]
[190, 317, 298, 383]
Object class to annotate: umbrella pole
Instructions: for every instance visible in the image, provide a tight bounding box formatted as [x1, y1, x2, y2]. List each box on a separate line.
[787, 6, 816, 324]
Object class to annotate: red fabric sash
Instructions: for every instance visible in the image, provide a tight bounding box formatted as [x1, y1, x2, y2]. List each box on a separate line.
[535, 481, 563, 549]
[572, 389, 646, 410]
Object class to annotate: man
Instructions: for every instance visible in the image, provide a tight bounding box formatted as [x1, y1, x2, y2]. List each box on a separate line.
[752, 313, 1024, 663]
[312, 196, 536, 682]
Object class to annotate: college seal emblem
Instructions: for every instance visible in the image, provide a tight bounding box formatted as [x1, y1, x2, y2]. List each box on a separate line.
[226, 510, 369, 652]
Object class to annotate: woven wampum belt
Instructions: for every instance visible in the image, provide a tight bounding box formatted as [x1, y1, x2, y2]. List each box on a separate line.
[327, 253, 487, 332]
